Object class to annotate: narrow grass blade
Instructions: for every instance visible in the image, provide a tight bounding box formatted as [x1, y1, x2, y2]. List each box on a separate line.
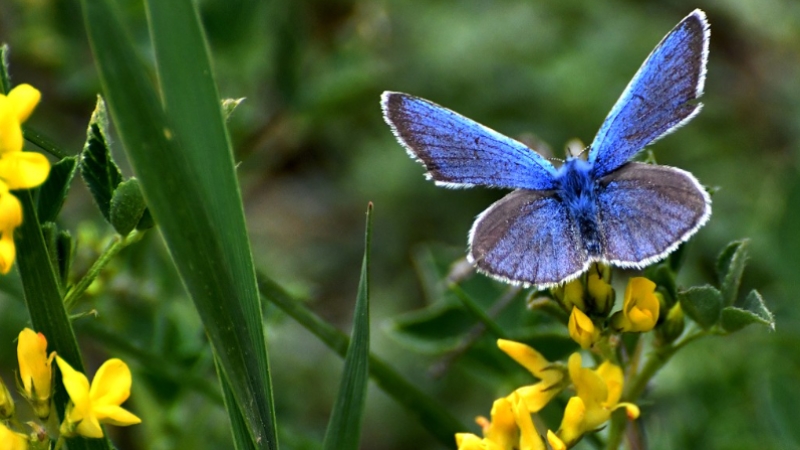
[258, 273, 466, 447]
[81, 0, 276, 448]
[323, 204, 372, 450]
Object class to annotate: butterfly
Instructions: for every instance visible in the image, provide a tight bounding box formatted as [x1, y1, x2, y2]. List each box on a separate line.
[381, 9, 712, 288]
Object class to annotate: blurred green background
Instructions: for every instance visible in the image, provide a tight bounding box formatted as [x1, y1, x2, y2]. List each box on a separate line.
[1, 0, 799, 449]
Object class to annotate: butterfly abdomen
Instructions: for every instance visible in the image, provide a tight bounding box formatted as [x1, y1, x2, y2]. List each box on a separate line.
[557, 159, 604, 257]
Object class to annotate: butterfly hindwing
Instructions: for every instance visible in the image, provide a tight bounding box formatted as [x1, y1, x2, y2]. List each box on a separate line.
[382, 92, 558, 190]
[469, 189, 588, 287]
[589, 9, 709, 177]
[597, 162, 711, 266]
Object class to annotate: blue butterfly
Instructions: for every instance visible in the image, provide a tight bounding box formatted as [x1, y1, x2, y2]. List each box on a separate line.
[381, 10, 712, 288]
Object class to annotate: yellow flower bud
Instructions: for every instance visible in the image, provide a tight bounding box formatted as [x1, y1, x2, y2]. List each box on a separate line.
[552, 278, 585, 312]
[586, 272, 614, 316]
[0, 376, 14, 419]
[568, 307, 599, 350]
[17, 328, 54, 419]
[610, 277, 660, 332]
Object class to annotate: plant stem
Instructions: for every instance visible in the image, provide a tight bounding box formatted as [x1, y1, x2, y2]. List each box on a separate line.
[24, 127, 70, 159]
[63, 230, 144, 310]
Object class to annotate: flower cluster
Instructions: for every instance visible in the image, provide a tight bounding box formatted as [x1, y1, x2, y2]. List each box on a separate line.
[0, 84, 51, 273]
[456, 265, 668, 449]
[0, 328, 140, 449]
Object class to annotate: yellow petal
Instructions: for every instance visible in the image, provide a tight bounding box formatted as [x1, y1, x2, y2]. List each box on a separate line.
[515, 382, 560, 413]
[90, 359, 132, 407]
[497, 339, 555, 379]
[596, 361, 624, 406]
[17, 329, 51, 399]
[509, 393, 545, 450]
[557, 396, 587, 446]
[484, 397, 516, 447]
[0, 152, 51, 189]
[547, 430, 566, 450]
[7, 84, 41, 123]
[93, 404, 141, 426]
[0, 233, 16, 274]
[568, 307, 598, 350]
[55, 356, 92, 419]
[455, 433, 484, 450]
[0, 421, 28, 450]
[0, 96, 23, 154]
[74, 414, 104, 439]
[0, 192, 22, 230]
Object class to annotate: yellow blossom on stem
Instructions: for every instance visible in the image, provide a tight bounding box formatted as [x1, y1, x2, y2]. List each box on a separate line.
[455, 392, 545, 450]
[17, 328, 54, 419]
[55, 356, 141, 438]
[555, 353, 639, 447]
[497, 339, 565, 412]
[568, 307, 599, 350]
[0, 84, 51, 274]
[610, 277, 660, 332]
[0, 421, 28, 450]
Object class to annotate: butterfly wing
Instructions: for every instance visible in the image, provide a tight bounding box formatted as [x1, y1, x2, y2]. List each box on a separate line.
[382, 92, 558, 190]
[469, 189, 589, 287]
[597, 162, 711, 266]
[589, 9, 709, 177]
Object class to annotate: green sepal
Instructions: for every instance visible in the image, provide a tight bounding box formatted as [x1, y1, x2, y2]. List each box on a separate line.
[716, 239, 749, 306]
[80, 96, 123, 223]
[136, 207, 155, 230]
[678, 285, 722, 329]
[720, 290, 775, 333]
[37, 156, 78, 223]
[110, 178, 148, 236]
[322, 204, 371, 450]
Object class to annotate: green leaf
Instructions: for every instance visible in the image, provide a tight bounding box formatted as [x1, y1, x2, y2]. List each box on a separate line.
[79, 96, 123, 223]
[14, 191, 113, 450]
[716, 239, 749, 306]
[323, 204, 372, 450]
[37, 156, 78, 223]
[258, 273, 466, 447]
[109, 178, 148, 236]
[81, 0, 277, 448]
[40, 223, 73, 290]
[222, 98, 246, 120]
[678, 285, 723, 329]
[720, 290, 775, 332]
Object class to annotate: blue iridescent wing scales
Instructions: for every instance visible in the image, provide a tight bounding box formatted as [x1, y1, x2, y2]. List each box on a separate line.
[382, 92, 557, 190]
[597, 163, 711, 266]
[468, 189, 588, 287]
[589, 9, 709, 177]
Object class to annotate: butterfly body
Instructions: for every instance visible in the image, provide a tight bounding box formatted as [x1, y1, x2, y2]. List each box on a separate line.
[382, 10, 712, 287]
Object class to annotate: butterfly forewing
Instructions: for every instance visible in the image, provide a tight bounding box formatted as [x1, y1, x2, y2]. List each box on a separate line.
[381, 92, 557, 190]
[597, 162, 711, 266]
[588, 10, 709, 177]
[469, 189, 588, 287]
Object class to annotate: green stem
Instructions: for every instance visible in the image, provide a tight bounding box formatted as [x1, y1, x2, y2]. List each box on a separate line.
[63, 230, 144, 310]
[448, 283, 509, 339]
[605, 330, 707, 449]
[23, 127, 70, 159]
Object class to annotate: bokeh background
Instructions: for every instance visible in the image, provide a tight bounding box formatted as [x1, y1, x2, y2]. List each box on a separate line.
[1, 0, 799, 449]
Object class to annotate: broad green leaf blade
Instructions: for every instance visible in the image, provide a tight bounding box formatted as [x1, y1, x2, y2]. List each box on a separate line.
[145, 0, 276, 446]
[109, 178, 147, 236]
[81, 0, 276, 448]
[37, 156, 78, 223]
[678, 285, 723, 329]
[720, 290, 775, 333]
[716, 239, 749, 306]
[14, 191, 112, 450]
[323, 204, 372, 450]
[79, 97, 122, 223]
[216, 355, 260, 450]
[258, 273, 467, 447]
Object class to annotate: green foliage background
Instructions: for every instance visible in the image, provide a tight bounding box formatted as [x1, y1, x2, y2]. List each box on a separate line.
[0, 0, 798, 449]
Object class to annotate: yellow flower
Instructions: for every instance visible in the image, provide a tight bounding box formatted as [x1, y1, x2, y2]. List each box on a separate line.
[568, 307, 599, 350]
[455, 392, 545, 450]
[552, 278, 585, 312]
[56, 356, 141, 438]
[17, 328, 54, 419]
[496, 339, 565, 412]
[586, 272, 614, 316]
[0, 375, 13, 419]
[0, 422, 28, 450]
[610, 277, 660, 332]
[555, 353, 639, 447]
[552, 264, 614, 317]
[0, 84, 51, 274]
